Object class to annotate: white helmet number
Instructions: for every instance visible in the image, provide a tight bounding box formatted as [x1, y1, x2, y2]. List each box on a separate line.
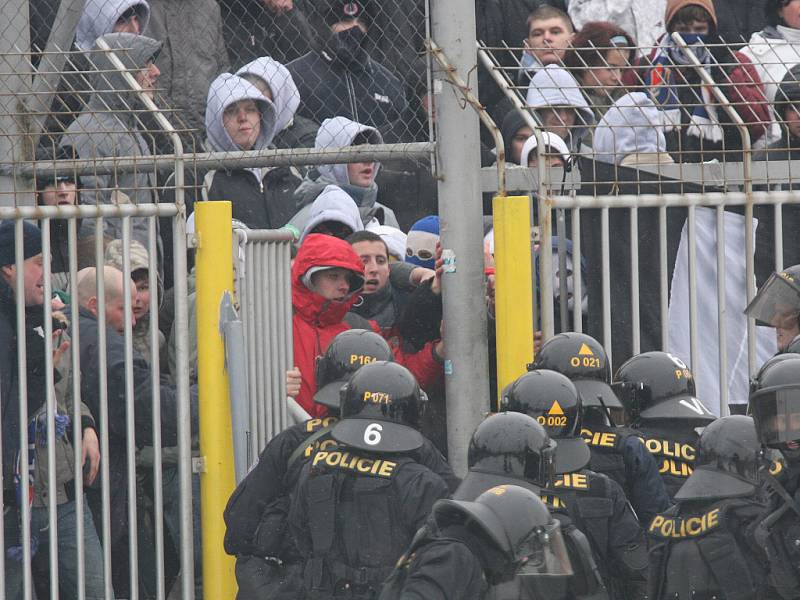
[364, 422, 383, 446]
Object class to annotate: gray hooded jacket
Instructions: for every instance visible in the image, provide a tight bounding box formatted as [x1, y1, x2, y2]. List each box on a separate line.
[76, 0, 151, 51]
[593, 92, 670, 165]
[289, 116, 399, 235]
[61, 33, 162, 250]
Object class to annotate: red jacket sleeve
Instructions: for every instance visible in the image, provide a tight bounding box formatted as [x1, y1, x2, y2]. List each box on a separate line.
[722, 52, 770, 143]
[393, 341, 443, 391]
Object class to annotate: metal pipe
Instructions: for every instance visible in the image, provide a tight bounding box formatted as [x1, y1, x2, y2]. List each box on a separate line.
[687, 205, 699, 375]
[775, 203, 784, 271]
[601, 208, 612, 366]
[660, 207, 669, 352]
[630, 207, 641, 356]
[281, 241, 293, 431]
[716, 207, 728, 415]
[557, 211, 568, 333]
[0, 204, 178, 219]
[547, 191, 800, 209]
[571, 206, 583, 333]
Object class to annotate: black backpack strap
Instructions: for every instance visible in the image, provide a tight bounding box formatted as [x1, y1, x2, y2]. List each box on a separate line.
[287, 425, 335, 471]
[695, 530, 756, 600]
[304, 472, 339, 594]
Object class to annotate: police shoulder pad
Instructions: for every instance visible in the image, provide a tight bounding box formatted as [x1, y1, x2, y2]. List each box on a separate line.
[647, 507, 724, 539]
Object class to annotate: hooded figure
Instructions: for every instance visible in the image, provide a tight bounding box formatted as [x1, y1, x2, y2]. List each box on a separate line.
[525, 66, 596, 151]
[288, 116, 400, 235]
[519, 132, 572, 168]
[500, 109, 534, 166]
[299, 185, 366, 243]
[76, 0, 150, 51]
[202, 73, 300, 228]
[593, 92, 675, 166]
[61, 32, 162, 253]
[405, 216, 440, 270]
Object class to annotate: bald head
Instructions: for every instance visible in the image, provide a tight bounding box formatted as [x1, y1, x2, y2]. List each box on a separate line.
[77, 266, 137, 333]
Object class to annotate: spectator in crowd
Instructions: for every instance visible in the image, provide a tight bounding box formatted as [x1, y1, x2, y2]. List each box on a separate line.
[75, 265, 188, 597]
[359, 0, 425, 83]
[519, 131, 572, 168]
[630, 0, 769, 162]
[76, 0, 150, 51]
[563, 21, 636, 125]
[237, 57, 319, 149]
[593, 91, 676, 165]
[287, 0, 407, 140]
[60, 33, 163, 252]
[517, 5, 574, 86]
[712, 0, 768, 45]
[147, 0, 230, 137]
[405, 215, 440, 270]
[220, 0, 314, 67]
[525, 65, 596, 152]
[742, 0, 800, 148]
[290, 234, 442, 417]
[0, 221, 106, 600]
[500, 109, 535, 166]
[299, 185, 366, 242]
[568, 0, 664, 49]
[203, 73, 301, 229]
[288, 117, 400, 235]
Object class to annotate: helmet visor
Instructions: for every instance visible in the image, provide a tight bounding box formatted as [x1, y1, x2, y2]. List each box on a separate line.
[515, 520, 573, 577]
[745, 272, 800, 327]
[751, 385, 800, 447]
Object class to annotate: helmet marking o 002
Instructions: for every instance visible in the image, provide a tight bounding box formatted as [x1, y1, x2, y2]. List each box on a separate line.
[331, 361, 426, 453]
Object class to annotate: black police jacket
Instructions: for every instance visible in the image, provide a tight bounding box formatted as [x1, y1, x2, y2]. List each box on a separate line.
[581, 424, 671, 525]
[288, 447, 450, 598]
[543, 469, 648, 599]
[647, 497, 771, 600]
[632, 421, 700, 499]
[223, 417, 458, 557]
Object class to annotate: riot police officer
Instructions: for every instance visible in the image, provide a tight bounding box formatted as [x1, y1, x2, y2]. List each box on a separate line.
[613, 351, 716, 499]
[503, 369, 648, 599]
[224, 330, 456, 600]
[530, 332, 670, 524]
[647, 416, 773, 599]
[746, 264, 800, 354]
[380, 485, 575, 600]
[454, 412, 606, 599]
[288, 361, 450, 599]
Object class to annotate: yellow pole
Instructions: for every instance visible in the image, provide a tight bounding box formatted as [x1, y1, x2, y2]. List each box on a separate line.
[195, 201, 237, 598]
[493, 195, 535, 408]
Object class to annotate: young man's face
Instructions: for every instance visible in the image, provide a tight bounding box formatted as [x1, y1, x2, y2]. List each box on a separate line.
[351, 240, 389, 294]
[223, 99, 262, 150]
[785, 106, 800, 140]
[525, 17, 572, 65]
[113, 11, 142, 35]
[527, 153, 565, 169]
[40, 181, 78, 207]
[132, 273, 151, 320]
[511, 126, 534, 165]
[670, 19, 710, 35]
[538, 107, 576, 140]
[347, 161, 376, 187]
[771, 304, 800, 351]
[105, 284, 138, 334]
[311, 267, 353, 301]
[2, 254, 45, 307]
[135, 61, 160, 101]
[781, 0, 800, 30]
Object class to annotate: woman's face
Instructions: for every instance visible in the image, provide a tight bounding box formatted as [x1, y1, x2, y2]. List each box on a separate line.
[781, 0, 800, 30]
[580, 48, 629, 96]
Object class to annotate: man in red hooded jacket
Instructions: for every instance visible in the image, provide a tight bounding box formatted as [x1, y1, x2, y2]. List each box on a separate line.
[291, 233, 443, 417]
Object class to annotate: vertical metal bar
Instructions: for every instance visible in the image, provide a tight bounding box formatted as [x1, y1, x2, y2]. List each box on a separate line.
[148, 216, 166, 600]
[245, 244, 259, 451]
[15, 219, 34, 600]
[601, 208, 612, 367]
[716, 206, 728, 416]
[687, 205, 699, 377]
[556, 210, 568, 333]
[121, 219, 139, 600]
[41, 219, 59, 599]
[281, 242, 293, 431]
[774, 203, 784, 272]
[538, 194, 554, 341]
[268, 247, 280, 438]
[254, 244, 267, 443]
[659, 206, 669, 352]
[94, 219, 113, 600]
[630, 207, 641, 356]
[571, 207, 582, 333]
[67, 217, 86, 600]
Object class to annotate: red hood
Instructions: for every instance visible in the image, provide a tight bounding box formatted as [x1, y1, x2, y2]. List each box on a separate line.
[292, 234, 365, 326]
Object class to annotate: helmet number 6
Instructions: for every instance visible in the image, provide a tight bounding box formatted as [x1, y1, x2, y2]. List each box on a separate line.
[364, 423, 383, 446]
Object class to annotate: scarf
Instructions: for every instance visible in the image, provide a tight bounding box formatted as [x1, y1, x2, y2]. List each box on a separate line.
[650, 34, 724, 143]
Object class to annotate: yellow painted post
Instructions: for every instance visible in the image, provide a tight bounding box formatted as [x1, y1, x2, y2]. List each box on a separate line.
[493, 195, 535, 408]
[195, 201, 237, 598]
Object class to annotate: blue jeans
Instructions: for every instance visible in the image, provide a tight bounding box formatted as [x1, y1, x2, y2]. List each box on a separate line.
[4, 495, 110, 600]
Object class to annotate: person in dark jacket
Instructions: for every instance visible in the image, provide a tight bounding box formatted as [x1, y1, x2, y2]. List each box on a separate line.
[74, 265, 191, 597]
[0, 222, 106, 600]
[286, 0, 408, 141]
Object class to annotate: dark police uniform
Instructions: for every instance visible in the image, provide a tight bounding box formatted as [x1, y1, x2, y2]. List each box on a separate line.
[629, 422, 699, 500]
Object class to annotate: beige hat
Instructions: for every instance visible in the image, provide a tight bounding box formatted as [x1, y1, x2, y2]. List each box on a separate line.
[665, 0, 717, 29]
[105, 238, 150, 273]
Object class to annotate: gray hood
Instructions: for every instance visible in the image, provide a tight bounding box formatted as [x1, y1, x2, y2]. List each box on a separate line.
[236, 57, 300, 136]
[299, 185, 365, 243]
[205, 73, 277, 152]
[77, 0, 150, 51]
[87, 32, 162, 113]
[593, 92, 668, 164]
[525, 65, 595, 145]
[315, 116, 383, 185]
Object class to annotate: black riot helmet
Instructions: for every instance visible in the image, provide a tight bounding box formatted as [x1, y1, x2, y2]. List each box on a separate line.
[612, 351, 715, 425]
[529, 332, 622, 410]
[750, 353, 800, 395]
[502, 370, 591, 474]
[455, 412, 557, 500]
[433, 485, 573, 586]
[314, 329, 393, 409]
[332, 361, 427, 453]
[675, 416, 763, 501]
[745, 264, 800, 332]
[749, 356, 800, 450]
